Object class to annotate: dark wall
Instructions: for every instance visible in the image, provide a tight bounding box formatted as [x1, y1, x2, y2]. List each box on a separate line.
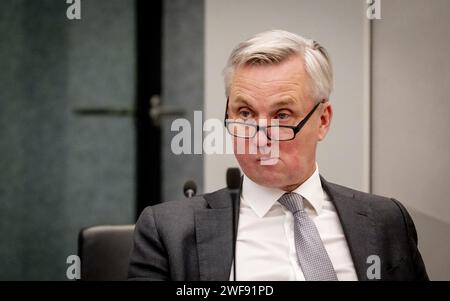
[0, 0, 135, 280]
[162, 0, 204, 201]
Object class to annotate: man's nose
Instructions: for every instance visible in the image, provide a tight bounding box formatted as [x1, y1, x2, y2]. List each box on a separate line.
[252, 129, 269, 147]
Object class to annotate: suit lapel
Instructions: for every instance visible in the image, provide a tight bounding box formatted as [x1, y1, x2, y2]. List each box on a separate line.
[195, 186, 241, 281]
[320, 176, 378, 280]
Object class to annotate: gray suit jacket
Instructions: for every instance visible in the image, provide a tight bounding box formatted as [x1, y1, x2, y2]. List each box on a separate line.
[128, 176, 428, 281]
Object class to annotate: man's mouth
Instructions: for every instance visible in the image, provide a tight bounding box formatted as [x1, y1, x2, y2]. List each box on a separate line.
[258, 157, 279, 166]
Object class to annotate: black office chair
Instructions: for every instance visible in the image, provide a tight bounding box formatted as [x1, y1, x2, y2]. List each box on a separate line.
[78, 224, 135, 281]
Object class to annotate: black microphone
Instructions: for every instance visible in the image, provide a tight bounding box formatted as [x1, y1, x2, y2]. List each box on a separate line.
[183, 180, 197, 198]
[226, 168, 241, 202]
[226, 167, 241, 281]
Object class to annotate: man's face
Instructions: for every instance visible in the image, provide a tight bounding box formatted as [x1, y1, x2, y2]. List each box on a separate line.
[227, 55, 332, 191]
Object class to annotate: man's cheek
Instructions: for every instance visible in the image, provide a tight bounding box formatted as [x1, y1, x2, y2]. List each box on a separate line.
[278, 144, 294, 158]
[233, 138, 254, 155]
[235, 154, 253, 169]
[282, 148, 301, 167]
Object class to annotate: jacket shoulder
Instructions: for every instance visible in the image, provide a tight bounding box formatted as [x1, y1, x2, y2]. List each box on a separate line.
[323, 180, 414, 231]
[324, 180, 402, 211]
[138, 187, 230, 225]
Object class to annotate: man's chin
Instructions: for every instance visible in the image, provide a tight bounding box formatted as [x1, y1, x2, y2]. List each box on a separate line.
[253, 177, 283, 189]
[246, 170, 284, 187]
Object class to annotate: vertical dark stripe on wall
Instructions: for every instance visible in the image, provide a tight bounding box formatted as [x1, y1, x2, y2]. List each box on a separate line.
[135, 0, 162, 219]
[368, 19, 373, 194]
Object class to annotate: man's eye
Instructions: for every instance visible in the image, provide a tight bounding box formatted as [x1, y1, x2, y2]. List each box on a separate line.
[239, 111, 252, 118]
[275, 112, 290, 119]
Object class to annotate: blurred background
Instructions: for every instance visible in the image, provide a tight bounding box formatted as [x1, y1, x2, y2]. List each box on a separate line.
[0, 0, 448, 280]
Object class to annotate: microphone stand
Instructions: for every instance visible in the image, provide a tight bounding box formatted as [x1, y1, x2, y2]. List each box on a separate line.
[226, 168, 242, 281]
[229, 177, 242, 281]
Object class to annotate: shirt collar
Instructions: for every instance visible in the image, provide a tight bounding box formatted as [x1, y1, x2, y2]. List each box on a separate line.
[241, 163, 325, 218]
[291, 164, 324, 216]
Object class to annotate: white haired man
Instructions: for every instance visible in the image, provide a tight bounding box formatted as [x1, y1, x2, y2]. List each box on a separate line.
[128, 30, 428, 281]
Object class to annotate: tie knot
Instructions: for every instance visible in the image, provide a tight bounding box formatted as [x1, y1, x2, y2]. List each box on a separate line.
[278, 193, 305, 213]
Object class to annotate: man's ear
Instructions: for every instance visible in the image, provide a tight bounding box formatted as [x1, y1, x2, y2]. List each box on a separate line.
[318, 102, 332, 141]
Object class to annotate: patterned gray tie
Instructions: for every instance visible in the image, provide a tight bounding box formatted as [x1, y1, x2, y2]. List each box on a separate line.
[278, 192, 338, 281]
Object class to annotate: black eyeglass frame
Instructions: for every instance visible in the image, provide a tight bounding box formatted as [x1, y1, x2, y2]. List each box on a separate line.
[223, 98, 326, 141]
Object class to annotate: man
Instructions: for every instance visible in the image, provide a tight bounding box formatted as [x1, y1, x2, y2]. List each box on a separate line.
[128, 30, 428, 281]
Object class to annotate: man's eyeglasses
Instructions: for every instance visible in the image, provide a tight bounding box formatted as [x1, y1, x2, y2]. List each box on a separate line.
[223, 99, 326, 141]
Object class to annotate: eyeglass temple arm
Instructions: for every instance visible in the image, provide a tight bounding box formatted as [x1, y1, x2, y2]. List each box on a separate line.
[293, 99, 326, 133]
[224, 97, 230, 126]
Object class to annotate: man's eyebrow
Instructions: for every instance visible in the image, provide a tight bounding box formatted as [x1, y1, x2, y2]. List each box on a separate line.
[231, 97, 299, 110]
[231, 97, 253, 107]
[270, 98, 298, 108]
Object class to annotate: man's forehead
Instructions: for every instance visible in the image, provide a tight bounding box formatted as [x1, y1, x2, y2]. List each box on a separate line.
[230, 57, 312, 99]
[233, 55, 308, 78]
[229, 78, 313, 106]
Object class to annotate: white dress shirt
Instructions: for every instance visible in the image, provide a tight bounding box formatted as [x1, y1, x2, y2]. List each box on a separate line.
[230, 164, 358, 281]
